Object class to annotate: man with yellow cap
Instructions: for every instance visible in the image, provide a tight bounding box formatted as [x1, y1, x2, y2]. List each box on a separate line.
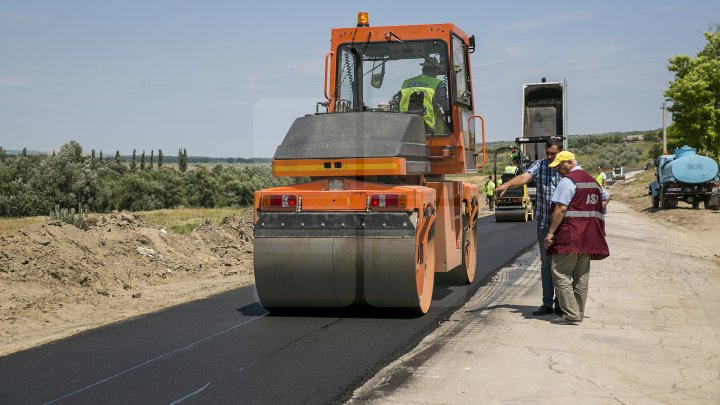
[495, 137, 563, 317]
[543, 151, 610, 325]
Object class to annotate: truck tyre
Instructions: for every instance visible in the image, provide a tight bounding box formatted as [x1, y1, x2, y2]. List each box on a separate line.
[705, 196, 720, 210]
[692, 199, 701, 209]
[652, 194, 659, 209]
[659, 189, 667, 209]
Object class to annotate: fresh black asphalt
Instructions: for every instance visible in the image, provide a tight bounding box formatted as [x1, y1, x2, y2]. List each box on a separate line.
[0, 216, 537, 405]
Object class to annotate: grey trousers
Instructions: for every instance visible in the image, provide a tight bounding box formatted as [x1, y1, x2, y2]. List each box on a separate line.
[550, 253, 590, 321]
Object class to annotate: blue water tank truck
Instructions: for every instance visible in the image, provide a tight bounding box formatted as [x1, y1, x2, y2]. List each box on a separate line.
[649, 145, 720, 210]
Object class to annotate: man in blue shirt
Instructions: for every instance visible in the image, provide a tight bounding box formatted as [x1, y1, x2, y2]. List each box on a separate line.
[494, 137, 563, 316]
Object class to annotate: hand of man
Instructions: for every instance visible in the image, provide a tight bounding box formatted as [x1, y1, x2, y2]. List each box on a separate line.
[543, 232, 554, 249]
[494, 185, 507, 197]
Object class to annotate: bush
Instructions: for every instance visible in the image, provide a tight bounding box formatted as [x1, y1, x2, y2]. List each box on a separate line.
[49, 203, 87, 229]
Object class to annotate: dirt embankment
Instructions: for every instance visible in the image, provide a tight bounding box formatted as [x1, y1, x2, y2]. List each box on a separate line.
[607, 170, 720, 272]
[0, 212, 256, 356]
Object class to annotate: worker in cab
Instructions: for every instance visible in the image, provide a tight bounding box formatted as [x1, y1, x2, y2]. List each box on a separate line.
[398, 56, 449, 135]
[508, 146, 520, 164]
[504, 156, 521, 176]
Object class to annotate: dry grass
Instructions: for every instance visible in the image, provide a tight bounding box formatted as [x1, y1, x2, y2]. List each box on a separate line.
[0, 216, 47, 236]
[0, 207, 253, 236]
[137, 207, 252, 234]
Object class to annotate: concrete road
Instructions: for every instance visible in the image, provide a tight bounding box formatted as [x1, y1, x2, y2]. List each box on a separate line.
[349, 202, 720, 403]
[0, 216, 538, 405]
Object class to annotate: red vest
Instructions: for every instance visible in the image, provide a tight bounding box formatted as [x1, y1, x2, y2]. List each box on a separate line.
[549, 169, 609, 260]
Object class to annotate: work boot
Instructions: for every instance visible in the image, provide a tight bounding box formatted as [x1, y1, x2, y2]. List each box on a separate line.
[550, 315, 581, 325]
[531, 306, 554, 316]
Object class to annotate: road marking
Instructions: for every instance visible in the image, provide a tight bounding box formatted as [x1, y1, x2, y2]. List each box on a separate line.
[43, 313, 269, 405]
[168, 382, 210, 405]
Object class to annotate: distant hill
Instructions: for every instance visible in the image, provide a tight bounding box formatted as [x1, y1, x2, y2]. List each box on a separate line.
[481, 129, 661, 150]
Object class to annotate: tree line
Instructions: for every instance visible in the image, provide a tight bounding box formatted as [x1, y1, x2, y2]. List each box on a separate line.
[0, 146, 271, 166]
[0, 141, 294, 218]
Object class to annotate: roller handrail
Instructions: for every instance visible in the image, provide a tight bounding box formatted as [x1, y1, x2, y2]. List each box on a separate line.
[467, 114, 487, 168]
[324, 51, 334, 106]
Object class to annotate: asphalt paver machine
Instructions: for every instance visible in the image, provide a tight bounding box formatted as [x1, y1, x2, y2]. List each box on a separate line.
[493, 78, 567, 221]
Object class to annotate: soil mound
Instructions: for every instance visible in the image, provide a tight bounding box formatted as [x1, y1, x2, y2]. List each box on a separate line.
[0, 211, 255, 355]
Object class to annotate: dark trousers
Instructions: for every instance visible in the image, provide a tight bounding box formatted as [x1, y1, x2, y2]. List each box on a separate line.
[537, 227, 558, 308]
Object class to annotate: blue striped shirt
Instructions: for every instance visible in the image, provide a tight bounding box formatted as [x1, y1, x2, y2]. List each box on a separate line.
[525, 158, 562, 230]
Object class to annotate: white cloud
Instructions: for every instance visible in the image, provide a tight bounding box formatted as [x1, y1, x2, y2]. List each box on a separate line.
[505, 11, 592, 31]
[650, 6, 678, 13]
[0, 12, 47, 24]
[502, 45, 537, 59]
[235, 55, 324, 88]
[218, 42, 247, 51]
[474, 45, 538, 68]
[0, 74, 31, 87]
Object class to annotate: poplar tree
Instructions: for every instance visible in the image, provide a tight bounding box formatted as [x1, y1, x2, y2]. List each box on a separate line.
[150, 150, 154, 169]
[140, 150, 146, 170]
[178, 148, 188, 172]
[158, 149, 164, 168]
[130, 149, 137, 171]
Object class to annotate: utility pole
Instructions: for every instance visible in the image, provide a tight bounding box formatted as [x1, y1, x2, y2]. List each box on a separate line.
[661, 102, 668, 155]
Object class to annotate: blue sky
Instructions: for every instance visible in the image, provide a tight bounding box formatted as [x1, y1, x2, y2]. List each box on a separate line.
[0, 1, 718, 157]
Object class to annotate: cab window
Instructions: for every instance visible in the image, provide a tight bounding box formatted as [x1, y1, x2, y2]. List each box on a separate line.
[335, 40, 452, 135]
[452, 35, 471, 108]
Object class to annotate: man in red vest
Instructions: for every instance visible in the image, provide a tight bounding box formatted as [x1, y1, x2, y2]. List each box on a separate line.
[543, 151, 610, 325]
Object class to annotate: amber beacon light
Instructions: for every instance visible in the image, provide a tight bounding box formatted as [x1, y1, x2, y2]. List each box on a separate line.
[357, 11, 369, 27]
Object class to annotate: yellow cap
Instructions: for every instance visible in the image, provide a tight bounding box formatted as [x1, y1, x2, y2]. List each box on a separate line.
[548, 151, 576, 168]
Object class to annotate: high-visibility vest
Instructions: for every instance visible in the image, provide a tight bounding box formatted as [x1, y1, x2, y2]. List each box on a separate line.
[595, 172, 604, 185]
[400, 75, 446, 134]
[504, 165, 518, 174]
[485, 181, 495, 197]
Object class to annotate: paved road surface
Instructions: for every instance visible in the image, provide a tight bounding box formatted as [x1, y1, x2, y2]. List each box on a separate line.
[0, 216, 537, 405]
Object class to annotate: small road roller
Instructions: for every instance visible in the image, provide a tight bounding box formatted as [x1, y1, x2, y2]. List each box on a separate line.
[494, 173, 533, 222]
